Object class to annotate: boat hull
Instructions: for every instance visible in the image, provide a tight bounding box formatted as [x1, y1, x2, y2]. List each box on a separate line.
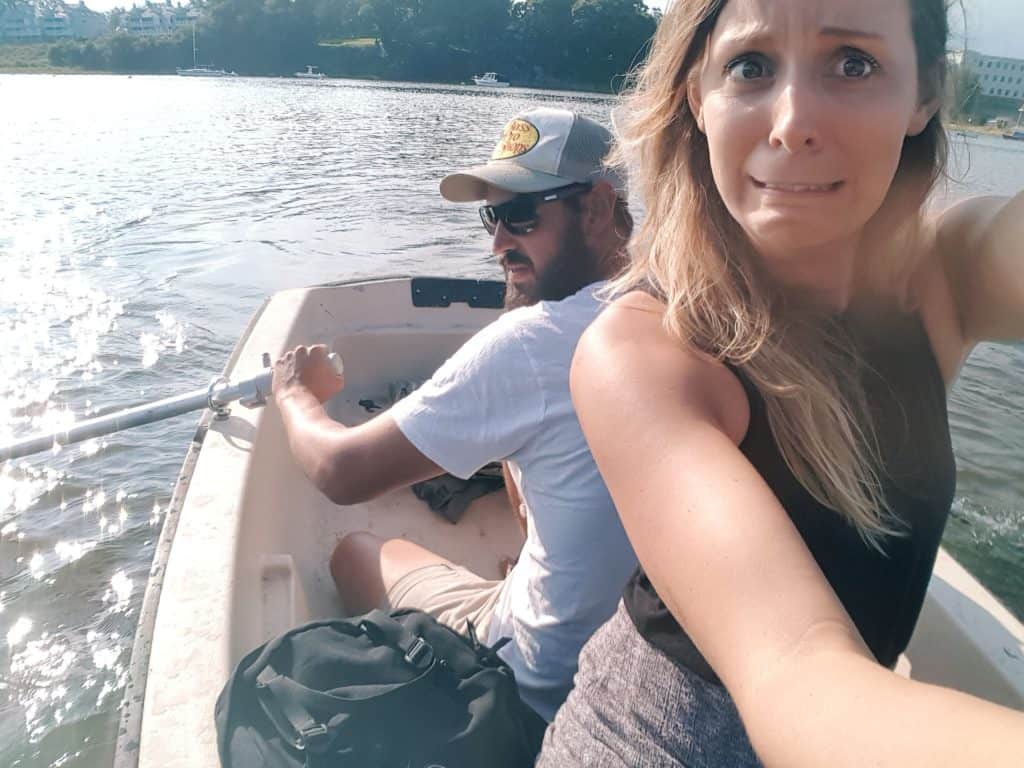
[472, 74, 511, 87]
[176, 68, 236, 77]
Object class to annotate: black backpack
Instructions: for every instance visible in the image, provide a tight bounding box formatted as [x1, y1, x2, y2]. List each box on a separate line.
[215, 608, 547, 768]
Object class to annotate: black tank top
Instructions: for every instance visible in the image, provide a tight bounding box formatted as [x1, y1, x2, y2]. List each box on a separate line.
[624, 307, 957, 683]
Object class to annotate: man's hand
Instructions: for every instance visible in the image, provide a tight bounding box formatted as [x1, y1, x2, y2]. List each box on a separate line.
[273, 344, 345, 405]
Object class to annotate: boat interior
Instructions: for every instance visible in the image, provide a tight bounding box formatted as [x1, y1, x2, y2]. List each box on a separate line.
[117, 277, 1024, 768]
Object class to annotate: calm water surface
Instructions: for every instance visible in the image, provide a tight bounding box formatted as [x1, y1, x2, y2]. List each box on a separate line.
[0, 75, 1022, 767]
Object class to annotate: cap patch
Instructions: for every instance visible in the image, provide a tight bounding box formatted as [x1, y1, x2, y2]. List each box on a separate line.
[492, 119, 539, 160]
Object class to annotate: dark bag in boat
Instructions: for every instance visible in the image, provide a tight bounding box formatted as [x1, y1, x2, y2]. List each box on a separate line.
[214, 608, 547, 768]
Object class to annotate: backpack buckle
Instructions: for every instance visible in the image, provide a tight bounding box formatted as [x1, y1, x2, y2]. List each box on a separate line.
[295, 722, 331, 753]
[403, 636, 434, 669]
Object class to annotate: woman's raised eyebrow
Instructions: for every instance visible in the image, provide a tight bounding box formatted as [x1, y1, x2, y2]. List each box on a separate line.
[819, 26, 885, 41]
[715, 25, 883, 50]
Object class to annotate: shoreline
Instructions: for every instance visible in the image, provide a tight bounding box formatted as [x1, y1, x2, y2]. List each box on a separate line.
[948, 122, 1006, 138]
[0, 67, 615, 95]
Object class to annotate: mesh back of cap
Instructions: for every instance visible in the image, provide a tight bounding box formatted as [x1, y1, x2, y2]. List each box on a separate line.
[558, 114, 626, 195]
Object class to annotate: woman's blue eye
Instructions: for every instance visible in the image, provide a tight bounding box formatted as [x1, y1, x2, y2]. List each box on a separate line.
[835, 54, 878, 79]
[726, 56, 772, 81]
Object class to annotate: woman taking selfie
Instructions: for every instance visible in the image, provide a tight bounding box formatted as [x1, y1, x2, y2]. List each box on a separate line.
[538, 0, 1024, 766]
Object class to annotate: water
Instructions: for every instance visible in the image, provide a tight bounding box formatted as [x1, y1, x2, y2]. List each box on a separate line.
[0, 75, 1022, 767]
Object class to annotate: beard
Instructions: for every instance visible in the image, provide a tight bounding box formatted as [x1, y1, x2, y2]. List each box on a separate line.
[502, 216, 596, 311]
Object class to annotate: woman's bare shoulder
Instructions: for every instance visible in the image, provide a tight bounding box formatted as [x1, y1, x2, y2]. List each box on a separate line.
[578, 291, 750, 443]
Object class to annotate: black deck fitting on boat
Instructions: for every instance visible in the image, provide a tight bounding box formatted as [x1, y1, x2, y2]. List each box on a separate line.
[411, 277, 506, 309]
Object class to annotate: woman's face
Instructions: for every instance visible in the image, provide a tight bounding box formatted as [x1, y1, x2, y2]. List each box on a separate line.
[690, 0, 934, 262]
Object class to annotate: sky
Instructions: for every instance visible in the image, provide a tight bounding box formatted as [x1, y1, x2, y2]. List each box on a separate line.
[645, 0, 1023, 59]
[77, 0, 1024, 59]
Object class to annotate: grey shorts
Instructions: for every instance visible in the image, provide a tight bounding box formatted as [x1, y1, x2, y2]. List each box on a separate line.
[385, 562, 505, 637]
[538, 601, 763, 768]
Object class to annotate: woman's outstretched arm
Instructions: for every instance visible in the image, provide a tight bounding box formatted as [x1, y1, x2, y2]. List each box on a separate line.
[572, 292, 1024, 768]
[938, 191, 1024, 343]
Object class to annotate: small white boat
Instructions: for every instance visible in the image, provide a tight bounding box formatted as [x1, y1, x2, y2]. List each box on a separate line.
[472, 71, 511, 87]
[1003, 107, 1024, 142]
[112, 276, 1024, 767]
[294, 65, 326, 80]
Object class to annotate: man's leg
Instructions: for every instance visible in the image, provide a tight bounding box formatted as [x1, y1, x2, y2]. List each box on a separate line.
[330, 532, 455, 615]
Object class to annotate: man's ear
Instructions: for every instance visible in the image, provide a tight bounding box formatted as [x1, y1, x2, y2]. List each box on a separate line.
[687, 77, 706, 134]
[581, 183, 617, 237]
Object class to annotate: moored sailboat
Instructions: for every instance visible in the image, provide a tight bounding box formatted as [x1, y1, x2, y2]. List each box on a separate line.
[177, 23, 236, 78]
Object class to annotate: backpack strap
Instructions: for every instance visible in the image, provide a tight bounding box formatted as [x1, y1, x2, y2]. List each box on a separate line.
[357, 610, 435, 671]
[256, 667, 334, 755]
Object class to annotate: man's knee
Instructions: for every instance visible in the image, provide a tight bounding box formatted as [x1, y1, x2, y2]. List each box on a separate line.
[330, 533, 450, 615]
[330, 531, 384, 588]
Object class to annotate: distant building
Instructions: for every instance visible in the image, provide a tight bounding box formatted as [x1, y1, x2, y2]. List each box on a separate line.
[1, 3, 41, 40]
[0, 1, 106, 41]
[961, 50, 1024, 102]
[120, 2, 200, 37]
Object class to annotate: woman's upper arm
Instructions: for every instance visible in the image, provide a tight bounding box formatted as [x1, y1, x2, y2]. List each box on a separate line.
[570, 296, 867, 716]
[935, 192, 1024, 344]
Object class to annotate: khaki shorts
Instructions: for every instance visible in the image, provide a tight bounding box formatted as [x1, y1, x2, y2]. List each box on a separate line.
[386, 563, 505, 637]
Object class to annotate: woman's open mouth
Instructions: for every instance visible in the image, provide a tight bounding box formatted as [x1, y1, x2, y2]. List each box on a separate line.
[751, 177, 844, 194]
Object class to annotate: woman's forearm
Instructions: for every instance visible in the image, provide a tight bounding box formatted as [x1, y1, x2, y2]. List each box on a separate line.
[744, 647, 1024, 768]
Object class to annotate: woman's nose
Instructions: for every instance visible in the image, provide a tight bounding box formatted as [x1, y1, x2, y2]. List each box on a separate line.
[768, 82, 823, 153]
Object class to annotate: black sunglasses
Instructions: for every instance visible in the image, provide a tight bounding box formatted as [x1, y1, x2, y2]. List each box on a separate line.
[478, 183, 592, 236]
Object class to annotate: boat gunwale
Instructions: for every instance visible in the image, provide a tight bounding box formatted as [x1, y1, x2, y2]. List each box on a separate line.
[112, 292, 271, 768]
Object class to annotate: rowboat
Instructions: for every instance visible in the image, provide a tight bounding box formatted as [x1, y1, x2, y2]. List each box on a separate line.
[111, 276, 1024, 767]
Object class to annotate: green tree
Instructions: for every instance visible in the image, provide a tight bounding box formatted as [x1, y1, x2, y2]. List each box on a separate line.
[40, 0, 657, 90]
[948, 58, 983, 122]
[569, 0, 655, 90]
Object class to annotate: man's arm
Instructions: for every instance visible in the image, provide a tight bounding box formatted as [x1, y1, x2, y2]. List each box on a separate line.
[501, 462, 528, 537]
[273, 345, 443, 505]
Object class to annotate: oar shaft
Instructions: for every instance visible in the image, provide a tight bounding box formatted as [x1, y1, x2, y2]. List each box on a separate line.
[1, 370, 274, 463]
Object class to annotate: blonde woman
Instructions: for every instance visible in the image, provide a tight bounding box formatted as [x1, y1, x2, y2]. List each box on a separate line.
[538, 0, 1024, 766]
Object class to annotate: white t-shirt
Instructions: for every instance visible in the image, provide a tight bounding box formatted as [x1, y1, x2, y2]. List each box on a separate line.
[388, 281, 638, 721]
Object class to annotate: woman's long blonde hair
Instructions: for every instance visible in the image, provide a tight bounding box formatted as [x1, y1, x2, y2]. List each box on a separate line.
[611, 0, 950, 546]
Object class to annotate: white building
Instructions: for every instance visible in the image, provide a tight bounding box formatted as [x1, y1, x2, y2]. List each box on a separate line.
[0, 1, 106, 41]
[1, 3, 41, 39]
[962, 50, 1024, 101]
[121, 2, 199, 36]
